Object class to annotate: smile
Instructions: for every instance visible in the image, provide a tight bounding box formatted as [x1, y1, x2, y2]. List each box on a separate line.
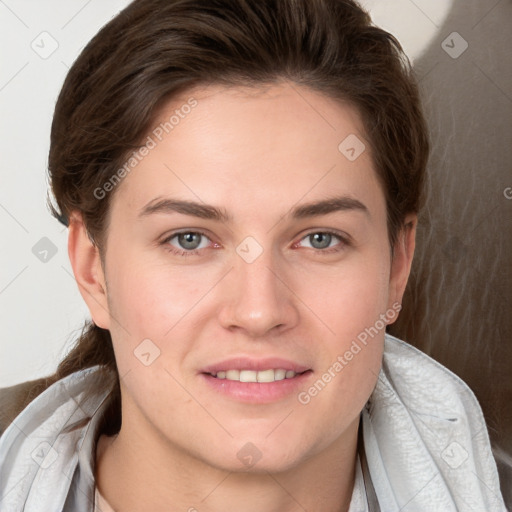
[209, 368, 306, 382]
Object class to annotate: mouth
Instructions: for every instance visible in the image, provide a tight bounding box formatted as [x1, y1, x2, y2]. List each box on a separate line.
[199, 360, 314, 403]
[204, 368, 312, 383]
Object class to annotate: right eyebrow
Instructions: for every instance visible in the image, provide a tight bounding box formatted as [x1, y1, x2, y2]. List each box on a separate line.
[138, 197, 230, 222]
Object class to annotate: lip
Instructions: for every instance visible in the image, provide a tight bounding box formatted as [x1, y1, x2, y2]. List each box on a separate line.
[199, 356, 313, 404]
[200, 357, 311, 374]
[200, 370, 314, 404]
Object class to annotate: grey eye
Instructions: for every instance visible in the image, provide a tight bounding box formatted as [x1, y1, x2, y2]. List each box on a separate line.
[177, 232, 203, 250]
[308, 232, 333, 249]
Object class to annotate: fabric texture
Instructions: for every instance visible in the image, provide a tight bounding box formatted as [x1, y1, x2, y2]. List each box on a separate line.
[0, 334, 507, 511]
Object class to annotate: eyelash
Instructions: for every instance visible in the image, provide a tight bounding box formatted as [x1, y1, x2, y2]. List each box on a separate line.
[160, 230, 350, 257]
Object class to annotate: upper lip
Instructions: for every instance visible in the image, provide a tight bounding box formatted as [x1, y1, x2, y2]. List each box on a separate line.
[200, 357, 312, 374]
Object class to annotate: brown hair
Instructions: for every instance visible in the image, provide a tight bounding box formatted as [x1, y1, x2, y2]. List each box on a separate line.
[10, 0, 429, 434]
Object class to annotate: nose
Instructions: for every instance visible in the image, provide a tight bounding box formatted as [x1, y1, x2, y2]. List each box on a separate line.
[218, 242, 299, 338]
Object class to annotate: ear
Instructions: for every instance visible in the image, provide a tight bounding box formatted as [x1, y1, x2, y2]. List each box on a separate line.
[67, 211, 111, 329]
[386, 213, 417, 321]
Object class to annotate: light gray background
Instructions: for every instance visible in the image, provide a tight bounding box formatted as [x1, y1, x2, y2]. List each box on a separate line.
[1, 0, 132, 387]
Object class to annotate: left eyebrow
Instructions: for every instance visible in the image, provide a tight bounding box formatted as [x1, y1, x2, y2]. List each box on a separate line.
[137, 195, 370, 223]
[288, 196, 369, 220]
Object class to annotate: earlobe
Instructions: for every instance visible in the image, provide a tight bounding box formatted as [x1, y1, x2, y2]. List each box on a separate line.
[387, 213, 417, 318]
[67, 211, 111, 329]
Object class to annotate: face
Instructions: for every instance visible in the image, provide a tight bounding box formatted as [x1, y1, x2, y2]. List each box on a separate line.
[71, 82, 415, 474]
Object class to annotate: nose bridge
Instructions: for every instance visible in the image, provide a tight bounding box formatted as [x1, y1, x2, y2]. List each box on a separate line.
[219, 235, 297, 334]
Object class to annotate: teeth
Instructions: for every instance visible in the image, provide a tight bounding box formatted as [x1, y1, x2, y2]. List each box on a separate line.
[226, 369, 240, 380]
[213, 369, 298, 382]
[256, 369, 275, 383]
[240, 370, 257, 382]
[274, 369, 286, 381]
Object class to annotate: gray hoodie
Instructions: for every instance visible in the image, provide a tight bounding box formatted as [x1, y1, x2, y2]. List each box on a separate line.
[0, 334, 508, 511]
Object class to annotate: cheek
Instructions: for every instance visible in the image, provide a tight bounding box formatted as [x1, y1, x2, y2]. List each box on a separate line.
[104, 263, 204, 421]
[107, 240, 391, 348]
[293, 251, 389, 405]
[293, 267, 387, 446]
[107, 259, 200, 339]
[300, 252, 391, 340]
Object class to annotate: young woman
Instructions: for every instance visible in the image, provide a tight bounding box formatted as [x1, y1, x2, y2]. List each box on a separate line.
[0, 0, 507, 510]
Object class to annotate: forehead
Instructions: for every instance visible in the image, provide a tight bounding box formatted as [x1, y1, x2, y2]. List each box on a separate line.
[109, 82, 385, 222]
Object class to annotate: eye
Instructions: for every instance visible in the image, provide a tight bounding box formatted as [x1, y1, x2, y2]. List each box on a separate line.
[160, 229, 350, 258]
[161, 231, 213, 257]
[296, 230, 349, 254]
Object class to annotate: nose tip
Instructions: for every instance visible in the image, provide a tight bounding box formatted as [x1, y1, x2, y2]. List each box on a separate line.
[218, 253, 298, 336]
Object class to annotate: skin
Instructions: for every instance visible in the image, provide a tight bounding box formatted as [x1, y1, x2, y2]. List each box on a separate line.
[68, 81, 416, 512]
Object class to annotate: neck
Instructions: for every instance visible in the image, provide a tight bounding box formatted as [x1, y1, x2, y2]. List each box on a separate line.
[95, 410, 359, 512]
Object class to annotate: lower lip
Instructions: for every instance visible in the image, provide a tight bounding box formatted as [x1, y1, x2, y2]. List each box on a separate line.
[200, 371, 314, 403]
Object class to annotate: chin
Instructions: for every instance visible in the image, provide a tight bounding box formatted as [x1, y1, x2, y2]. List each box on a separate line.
[211, 452, 304, 475]
[199, 434, 312, 475]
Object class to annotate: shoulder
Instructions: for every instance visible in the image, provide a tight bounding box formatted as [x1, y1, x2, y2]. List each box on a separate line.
[0, 366, 116, 510]
[365, 334, 510, 510]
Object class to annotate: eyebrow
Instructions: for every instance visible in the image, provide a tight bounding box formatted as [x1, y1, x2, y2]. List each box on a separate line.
[137, 195, 369, 222]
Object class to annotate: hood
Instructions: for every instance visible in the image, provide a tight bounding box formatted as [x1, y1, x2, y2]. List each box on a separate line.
[363, 335, 507, 510]
[0, 334, 507, 511]
[0, 365, 116, 511]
